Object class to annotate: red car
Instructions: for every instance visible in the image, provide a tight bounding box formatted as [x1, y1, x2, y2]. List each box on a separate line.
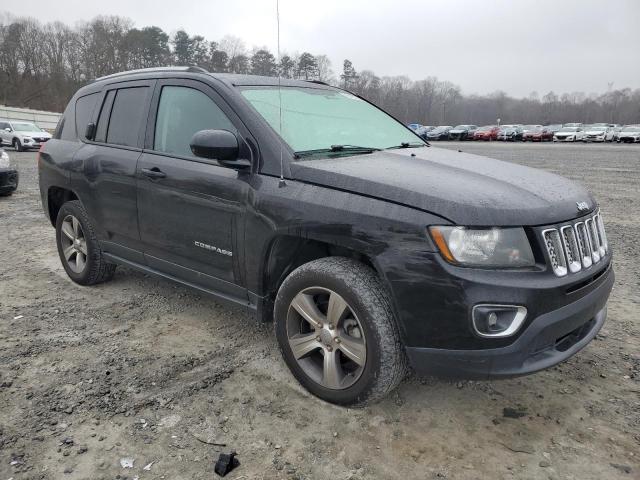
[522, 126, 553, 142]
[473, 125, 500, 141]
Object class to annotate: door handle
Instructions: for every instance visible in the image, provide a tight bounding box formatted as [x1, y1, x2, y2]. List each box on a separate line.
[141, 167, 166, 179]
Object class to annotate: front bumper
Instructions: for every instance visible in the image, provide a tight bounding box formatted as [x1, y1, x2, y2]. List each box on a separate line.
[21, 139, 49, 149]
[619, 136, 640, 143]
[405, 265, 613, 379]
[0, 168, 19, 193]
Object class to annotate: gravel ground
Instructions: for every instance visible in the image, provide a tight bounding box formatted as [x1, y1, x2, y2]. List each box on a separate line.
[1, 142, 639, 480]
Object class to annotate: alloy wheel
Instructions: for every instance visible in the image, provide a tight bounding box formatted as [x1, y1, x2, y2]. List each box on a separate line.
[286, 287, 366, 390]
[60, 214, 88, 273]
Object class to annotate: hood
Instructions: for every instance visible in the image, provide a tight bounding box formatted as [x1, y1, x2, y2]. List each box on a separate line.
[290, 147, 595, 226]
[586, 130, 606, 135]
[449, 129, 467, 134]
[18, 130, 51, 138]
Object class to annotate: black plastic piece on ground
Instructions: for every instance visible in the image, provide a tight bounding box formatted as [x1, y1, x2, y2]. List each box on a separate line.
[214, 452, 239, 477]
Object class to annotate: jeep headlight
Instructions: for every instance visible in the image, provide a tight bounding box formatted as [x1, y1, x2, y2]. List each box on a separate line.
[429, 226, 535, 267]
[0, 150, 10, 168]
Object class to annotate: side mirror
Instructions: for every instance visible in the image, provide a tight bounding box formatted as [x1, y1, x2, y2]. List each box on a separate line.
[85, 122, 96, 141]
[189, 129, 250, 169]
[4, 127, 11, 132]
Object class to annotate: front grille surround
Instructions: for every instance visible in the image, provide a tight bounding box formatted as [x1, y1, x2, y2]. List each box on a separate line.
[541, 211, 608, 277]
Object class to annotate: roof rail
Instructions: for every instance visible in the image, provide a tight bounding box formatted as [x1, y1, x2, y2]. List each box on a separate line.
[92, 66, 209, 83]
[306, 80, 329, 86]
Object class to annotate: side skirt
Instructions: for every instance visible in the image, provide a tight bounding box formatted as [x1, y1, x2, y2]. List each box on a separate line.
[103, 252, 257, 314]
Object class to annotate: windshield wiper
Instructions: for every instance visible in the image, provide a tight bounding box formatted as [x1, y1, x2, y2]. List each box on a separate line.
[386, 141, 429, 149]
[295, 145, 381, 158]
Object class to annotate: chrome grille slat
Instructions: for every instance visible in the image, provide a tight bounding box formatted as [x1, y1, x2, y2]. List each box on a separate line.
[585, 218, 601, 263]
[575, 222, 592, 268]
[543, 211, 608, 276]
[543, 229, 567, 277]
[560, 225, 581, 273]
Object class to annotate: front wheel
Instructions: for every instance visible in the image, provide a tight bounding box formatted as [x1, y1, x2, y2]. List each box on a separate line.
[274, 257, 406, 406]
[56, 200, 116, 285]
[12, 138, 23, 152]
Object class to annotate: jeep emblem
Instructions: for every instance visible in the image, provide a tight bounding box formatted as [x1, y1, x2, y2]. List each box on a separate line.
[576, 201, 589, 212]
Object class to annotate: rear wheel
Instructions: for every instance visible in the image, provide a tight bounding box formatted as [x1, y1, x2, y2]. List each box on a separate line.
[56, 200, 116, 285]
[274, 257, 406, 406]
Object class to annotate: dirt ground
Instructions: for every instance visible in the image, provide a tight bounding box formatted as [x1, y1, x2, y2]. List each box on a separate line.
[1, 142, 639, 480]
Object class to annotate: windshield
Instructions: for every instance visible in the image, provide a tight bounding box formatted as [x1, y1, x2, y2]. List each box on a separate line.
[477, 126, 495, 132]
[12, 122, 42, 132]
[240, 86, 422, 153]
[559, 127, 579, 132]
[623, 126, 640, 132]
[431, 126, 451, 133]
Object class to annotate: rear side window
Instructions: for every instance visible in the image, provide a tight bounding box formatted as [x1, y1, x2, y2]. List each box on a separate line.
[74, 93, 99, 140]
[154, 86, 235, 158]
[106, 87, 149, 147]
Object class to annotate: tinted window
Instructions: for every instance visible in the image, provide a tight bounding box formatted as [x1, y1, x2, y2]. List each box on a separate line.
[107, 87, 149, 147]
[154, 86, 235, 158]
[94, 90, 116, 143]
[75, 93, 99, 139]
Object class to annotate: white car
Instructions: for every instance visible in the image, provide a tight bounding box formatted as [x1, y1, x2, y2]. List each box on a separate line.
[0, 120, 52, 151]
[553, 126, 584, 142]
[617, 125, 640, 143]
[582, 126, 611, 143]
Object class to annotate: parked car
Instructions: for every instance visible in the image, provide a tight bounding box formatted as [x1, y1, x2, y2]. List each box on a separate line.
[39, 67, 614, 406]
[617, 125, 640, 143]
[544, 124, 563, 135]
[497, 125, 524, 141]
[553, 126, 585, 142]
[0, 120, 52, 151]
[523, 126, 553, 142]
[473, 125, 500, 141]
[426, 125, 453, 141]
[415, 125, 435, 140]
[583, 125, 611, 143]
[407, 123, 422, 132]
[0, 147, 18, 196]
[609, 126, 623, 142]
[448, 124, 478, 140]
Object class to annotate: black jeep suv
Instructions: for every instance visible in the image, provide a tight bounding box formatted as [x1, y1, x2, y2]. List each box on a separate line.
[39, 67, 614, 406]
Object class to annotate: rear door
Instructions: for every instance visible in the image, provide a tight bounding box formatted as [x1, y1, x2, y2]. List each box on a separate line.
[72, 80, 155, 262]
[136, 78, 251, 299]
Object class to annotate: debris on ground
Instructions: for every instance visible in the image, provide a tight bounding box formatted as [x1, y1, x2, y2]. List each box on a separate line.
[503, 407, 528, 419]
[120, 457, 135, 469]
[214, 451, 240, 477]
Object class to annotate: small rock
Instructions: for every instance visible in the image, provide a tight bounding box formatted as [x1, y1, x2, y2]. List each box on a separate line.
[539, 460, 551, 467]
[503, 407, 527, 419]
[610, 463, 632, 474]
[77, 446, 88, 454]
[120, 457, 135, 469]
[63, 467, 73, 474]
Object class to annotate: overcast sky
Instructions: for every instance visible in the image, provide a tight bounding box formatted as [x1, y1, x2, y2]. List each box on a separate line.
[6, 0, 640, 97]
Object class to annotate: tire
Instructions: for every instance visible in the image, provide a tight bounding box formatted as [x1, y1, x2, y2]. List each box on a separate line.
[55, 200, 116, 285]
[12, 138, 23, 152]
[274, 257, 406, 406]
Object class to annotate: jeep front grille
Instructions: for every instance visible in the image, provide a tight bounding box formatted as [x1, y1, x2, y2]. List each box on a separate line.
[542, 211, 608, 277]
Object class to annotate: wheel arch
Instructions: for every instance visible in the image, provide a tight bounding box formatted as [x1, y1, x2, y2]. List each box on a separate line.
[257, 234, 381, 322]
[47, 186, 80, 226]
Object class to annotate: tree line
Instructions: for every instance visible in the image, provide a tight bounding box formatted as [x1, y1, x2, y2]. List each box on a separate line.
[1, 13, 639, 125]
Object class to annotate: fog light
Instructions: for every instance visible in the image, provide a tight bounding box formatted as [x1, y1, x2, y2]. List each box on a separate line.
[472, 305, 527, 338]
